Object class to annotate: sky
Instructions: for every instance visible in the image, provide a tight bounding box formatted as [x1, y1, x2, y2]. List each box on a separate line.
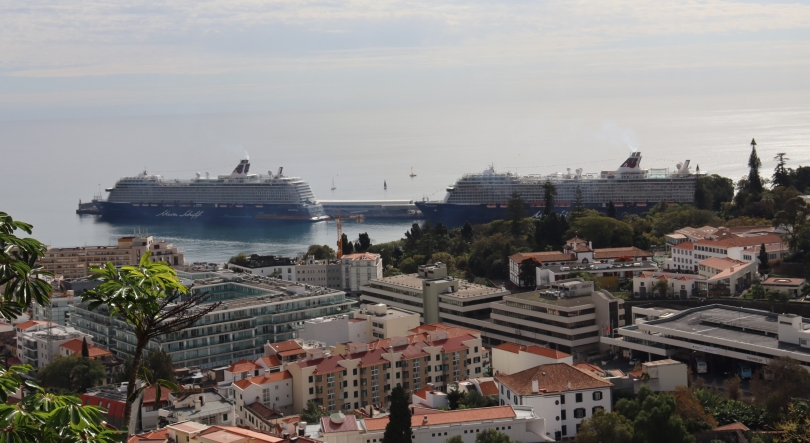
[3, 0, 810, 121]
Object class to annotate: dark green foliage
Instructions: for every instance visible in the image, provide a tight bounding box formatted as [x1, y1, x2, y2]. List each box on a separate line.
[543, 180, 557, 216]
[341, 233, 353, 255]
[144, 349, 177, 384]
[460, 390, 498, 409]
[791, 166, 810, 194]
[566, 216, 634, 248]
[607, 201, 617, 218]
[506, 192, 525, 236]
[461, 222, 474, 243]
[383, 385, 411, 443]
[358, 232, 372, 251]
[650, 204, 721, 237]
[573, 185, 585, 218]
[446, 436, 464, 443]
[758, 243, 771, 274]
[710, 400, 767, 430]
[398, 257, 417, 273]
[748, 140, 764, 195]
[229, 253, 249, 265]
[446, 389, 465, 410]
[37, 356, 107, 394]
[534, 212, 567, 251]
[615, 386, 695, 443]
[773, 196, 810, 255]
[773, 153, 792, 188]
[0, 212, 53, 321]
[306, 244, 336, 260]
[467, 233, 515, 279]
[751, 357, 810, 421]
[695, 175, 735, 212]
[302, 400, 327, 423]
[575, 410, 634, 443]
[81, 337, 90, 358]
[519, 258, 538, 287]
[475, 429, 512, 443]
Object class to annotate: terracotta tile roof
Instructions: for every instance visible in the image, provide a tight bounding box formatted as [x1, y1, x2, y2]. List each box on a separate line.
[593, 247, 651, 259]
[278, 349, 307, 358]
[509, 252, 575, 264]
[142, 385, 172, 405]
[714, 422, 750, 432]
[227, 359, 260, 374]
[364, 406, 516, 431]
[407, 323, 481, 338]
[696, 234, 783, 248]
[495, 363, 612, 395]
[478, 380, 499, 396]
[15, 320, 54, 330]
[258, 355, 282, 367]
[7, 357, 21, 366]
[413, 385, 433, 400]
[127, 429, 169, 443]
[699, 257, 748, 271]
[493, 343, 522, 354]
[493, 342, 570, 360]
[268, 340, 303, 353]
[348, 318, 366, 323]
[321, 414, 359, 433]
[673, 242, 695, 250]
[199, 426, 283, 443]
[247, 401, 283, 420]
[573, 363, 607, 377]
[234, 370, 293, 389]
[59, 338, 112, 358]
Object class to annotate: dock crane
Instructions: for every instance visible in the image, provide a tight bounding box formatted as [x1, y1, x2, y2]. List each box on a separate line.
[333, 210, 364, 259]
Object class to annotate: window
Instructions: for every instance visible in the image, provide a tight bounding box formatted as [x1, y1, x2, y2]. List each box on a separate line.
[561, 410, 566, 420]
[562, 426, 567, 436]
[560, 394, 565, 404]
[574, 408, 586, 419]
[353, 368, 358, 375]
[575, 393, 583, 403]
[593, 391, 603, 401]
[592, 406, 604, 414]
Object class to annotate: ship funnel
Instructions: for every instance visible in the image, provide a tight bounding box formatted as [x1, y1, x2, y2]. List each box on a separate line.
[277, 167, 284, 177]
[679, 160, 691, 174]
[618, 152, 641, 170]
[196, 172, 201, 179]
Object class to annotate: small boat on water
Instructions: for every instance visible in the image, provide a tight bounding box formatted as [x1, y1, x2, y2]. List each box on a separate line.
[331, 178, 336, 191]
[410, 167, 417, 178]
[384, 180, 387, 190]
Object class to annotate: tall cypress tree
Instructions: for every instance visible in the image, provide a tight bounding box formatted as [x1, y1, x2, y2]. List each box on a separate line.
[758, 243, 771, 275]
[542, 180, 557, 217]
[383, 385, 411, 443]
[748, 138, 763, 195]
[81, 336, 90, 358]
[607, 201, 617, 218]
[772, 152, 791, 188]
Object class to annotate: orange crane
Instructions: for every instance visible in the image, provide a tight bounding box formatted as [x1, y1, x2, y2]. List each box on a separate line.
[333, 210, 365, 259]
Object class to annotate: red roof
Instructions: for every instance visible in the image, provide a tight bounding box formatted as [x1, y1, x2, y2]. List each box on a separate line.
[59, 338, 112, 358]
[128, 429, 169, 443]
[673, 242, 695, 250]
[699, 257, 747, 270]
[278, 349, 307, 358]
[493, 342, 571, 360]
[320, 414, 359, 433]
[478, 380, 499, 396]
[341, 253, 380, 261]
[413, 385, 434, 400]
[364, 406, 516, 431]
[495, 363, 612, 395]
[268, 340, 303, 353]
[233, 370, 293, 390]
[142, 385, 172, 406]
[227, 359, 260, 374]
[714, 422, 750, 432]
[15, 320, 53, 330]
[696, 234, 783, 248]
[257, 355, 282, 367]
[509, 251, 575, 264]
[593, 247, 651, 259]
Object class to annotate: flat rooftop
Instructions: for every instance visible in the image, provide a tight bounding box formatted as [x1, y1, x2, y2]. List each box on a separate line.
[508, 291, 594, 308]
[642, 305, 810, 356]
[370, 274, 508, 299]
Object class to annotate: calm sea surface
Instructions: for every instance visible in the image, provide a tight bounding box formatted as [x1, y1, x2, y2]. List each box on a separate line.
[3, 96, 809, 262]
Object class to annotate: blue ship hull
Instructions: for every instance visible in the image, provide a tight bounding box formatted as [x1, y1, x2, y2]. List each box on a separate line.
[93, 201, 328, 223]
[415, 202, 657, 227]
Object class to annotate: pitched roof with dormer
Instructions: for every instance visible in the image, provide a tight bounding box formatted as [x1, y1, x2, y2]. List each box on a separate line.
[495, 363, 612, 396]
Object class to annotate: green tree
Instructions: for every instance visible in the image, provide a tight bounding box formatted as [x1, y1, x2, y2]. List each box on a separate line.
[748, 139, 764, 195]
[429, 252, 455, 272]
[37, 356, 107, 394]
[446, 436, 464, 443]
[695, 174, 735, 212]
[519, 258, 538, 288]
[751, 357, 810, 420]
[467, 233, 515, 279]
[653, 279, 670, 297]
[575, 410, 634, 443]
[461, 222, 474, 243]
[144, 349, 177, 384]
[773, 401, 810, 443]
[749, 282, 766, 299]
[650, 204, 721, 237]
[475, 429, 512, 443]
[0, 212, 53, 320]
[460, 389, 496, 409]
[773, 153, 792, 189]
[229, 253, 249, 266]
[83, 252, 221, 432]
[383, 385, 412, 443]
[358, 232, 372, 251]
[399, 257, 418, 274]
[81, 337, 90, 358]
[773, 196, 810, 254]
[766, 289, 791, 313]
[341, 233, 353, 255]
[543, 180, 557, 216]
[615, 386, 695, 443]
[306, 244, 336, 260]
[758, 243, 771, 274]
[0, 364, 119, 442]
[566, 216, 634, 248]
[403, 223, 423, 257]
[301, 400, 327, 423]
[506, 192, 525, 236]
[446, 389, 466, 410]
[607, 201, 617, 218]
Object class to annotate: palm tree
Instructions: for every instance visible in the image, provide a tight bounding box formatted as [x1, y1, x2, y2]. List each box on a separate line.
[0, 212, 52, 320]
[83, 253, 221, 431]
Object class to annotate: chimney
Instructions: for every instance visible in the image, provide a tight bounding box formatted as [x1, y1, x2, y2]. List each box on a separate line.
[531, 380, 539, 394]
[193, 398, 201, 412]
[423, 415, 428, 425]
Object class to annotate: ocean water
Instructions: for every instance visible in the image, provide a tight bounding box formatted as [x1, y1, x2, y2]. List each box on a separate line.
[2, 94, 809, 262]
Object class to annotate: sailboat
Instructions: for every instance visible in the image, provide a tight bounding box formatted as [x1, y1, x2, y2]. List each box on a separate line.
[331, 178, 336, 190]
[409, 167, 416, 178]
[384, 180, 387, 190]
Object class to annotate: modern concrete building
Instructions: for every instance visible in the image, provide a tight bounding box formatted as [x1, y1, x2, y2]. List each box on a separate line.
[496, 363, 613, 441]
[31, 290, 80, 326]
[360, 263, 509, 326]
[633, 271, 706, 298]
[300, 304, 420, 345]
[601, 304, 810, 370]
[340, 253, 383, 294]
[15, 321, 94, 368]
[70, 270, 356, 370]
[228, 255, 297, 281]
[536, 261, 657, 289]
[158, 388, 235, 427]
[635, 359, 688, 392]
[39, 235, 184, 278]
[697, 257, 756, 296]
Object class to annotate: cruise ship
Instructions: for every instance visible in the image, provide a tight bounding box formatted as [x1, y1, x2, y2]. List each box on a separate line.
[415, 152, 699, 226]
[91, 160, 328, 222]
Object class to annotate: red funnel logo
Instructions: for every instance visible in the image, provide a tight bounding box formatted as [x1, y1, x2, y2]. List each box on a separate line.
[620, 157, 639, 169]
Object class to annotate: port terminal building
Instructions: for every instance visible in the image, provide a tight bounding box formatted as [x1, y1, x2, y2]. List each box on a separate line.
[601, 304, 810, 372]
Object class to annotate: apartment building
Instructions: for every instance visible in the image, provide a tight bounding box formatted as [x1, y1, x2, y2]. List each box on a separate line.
[232, 370, 294, 429]
[692, 234, 784, 263]
[300, 304, 421, 344]
[697, 257, 756, 295]
[509, 237, 651, 288]
[665, 242, 698, 273]
[487, 280, 624, 356]
[286, 325, 485, 414]
[536, 261, 657, 289]
[340, 253, 383, 294]
[39, 235, 184, 278]
[496, 363, 613, 441]
[31, 290, 80, 325]
[16, 321, 93, 368]
[70, 270, 356, 370]
[360, 263, 509, 326]
[664, 225, 781, 251]
[228, 255, 297, 281]
[633, 271, 706, 298]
